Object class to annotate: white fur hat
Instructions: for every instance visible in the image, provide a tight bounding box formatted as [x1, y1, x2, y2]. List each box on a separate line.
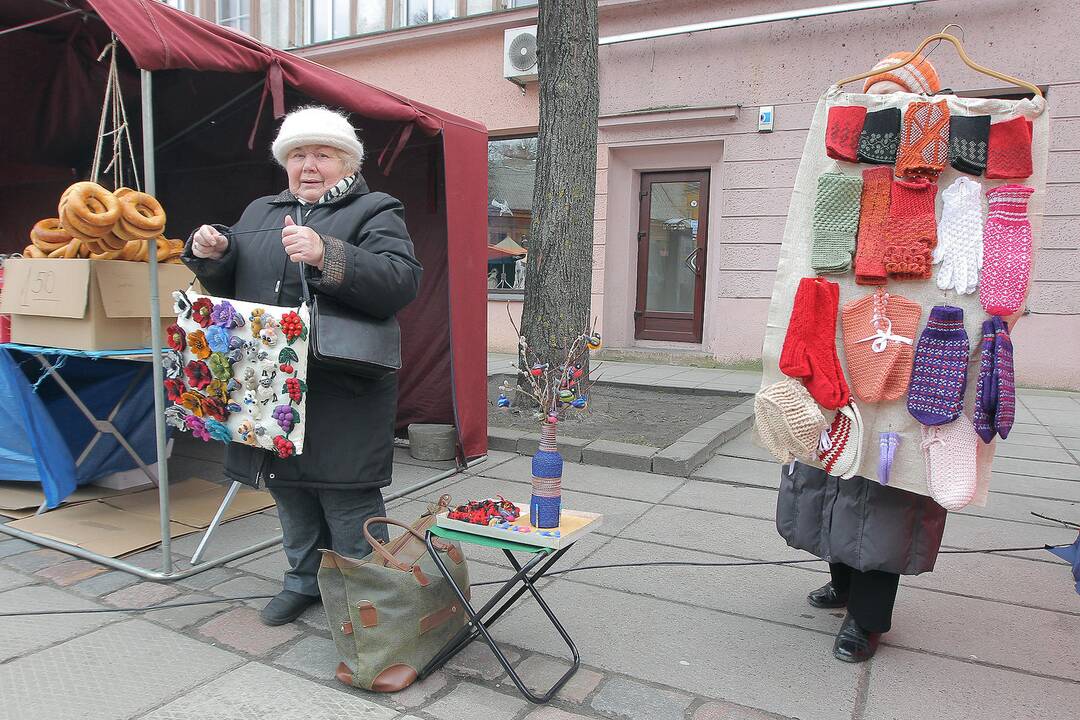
[270, 106, 365, 168]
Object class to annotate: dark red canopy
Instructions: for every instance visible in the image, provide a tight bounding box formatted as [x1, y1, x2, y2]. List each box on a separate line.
[0, 0, 488, 461]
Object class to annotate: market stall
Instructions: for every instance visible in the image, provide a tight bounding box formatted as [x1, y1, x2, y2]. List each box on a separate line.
[0, 0, 488, 578]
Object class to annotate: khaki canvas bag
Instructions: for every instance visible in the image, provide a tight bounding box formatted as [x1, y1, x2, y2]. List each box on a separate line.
[318, 495, 471, 692]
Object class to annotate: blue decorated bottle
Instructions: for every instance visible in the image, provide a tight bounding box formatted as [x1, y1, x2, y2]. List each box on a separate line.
[530, 419, 562, 528]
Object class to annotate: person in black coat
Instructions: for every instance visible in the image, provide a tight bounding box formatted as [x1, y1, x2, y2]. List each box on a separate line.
[183, 106, 422, 625]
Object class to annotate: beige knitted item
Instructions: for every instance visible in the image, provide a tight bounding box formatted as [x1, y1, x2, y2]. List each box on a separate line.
[754, 379, 829, 464]
[921, 414, 979, 511]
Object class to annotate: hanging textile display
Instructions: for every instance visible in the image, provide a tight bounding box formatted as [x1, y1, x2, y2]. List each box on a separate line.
[164, 289, 310, 458]
[758, 87, 1048, 506]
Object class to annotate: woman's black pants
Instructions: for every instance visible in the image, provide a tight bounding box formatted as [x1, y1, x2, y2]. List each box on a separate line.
[829, 563, 900, 633]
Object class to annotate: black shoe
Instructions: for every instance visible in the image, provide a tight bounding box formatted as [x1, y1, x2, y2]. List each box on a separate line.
[260, 590, 320, 626]
[807, 582, 848, 609]
[832, 613, 880, 663]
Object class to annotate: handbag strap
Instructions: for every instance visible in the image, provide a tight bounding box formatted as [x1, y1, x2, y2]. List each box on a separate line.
[294, 204, 313, 306]
[363, 517, 426, 571]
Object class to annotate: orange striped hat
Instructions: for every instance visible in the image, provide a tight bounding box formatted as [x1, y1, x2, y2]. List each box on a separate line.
[863, 52, 941, 95]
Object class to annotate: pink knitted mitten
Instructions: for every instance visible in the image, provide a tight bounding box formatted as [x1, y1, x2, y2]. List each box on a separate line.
[980, 184, 1034, 316]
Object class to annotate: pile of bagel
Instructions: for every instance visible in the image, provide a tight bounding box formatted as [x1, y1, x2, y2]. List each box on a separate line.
[25, 181, 184, 263]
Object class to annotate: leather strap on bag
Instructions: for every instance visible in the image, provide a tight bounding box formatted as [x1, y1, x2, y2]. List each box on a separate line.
[362, 517, 426, 572]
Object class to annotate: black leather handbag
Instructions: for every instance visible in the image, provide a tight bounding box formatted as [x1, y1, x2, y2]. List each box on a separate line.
[298, 255, 401, 379]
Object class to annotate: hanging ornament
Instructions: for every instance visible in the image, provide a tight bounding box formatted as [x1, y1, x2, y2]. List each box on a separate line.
[587, 333, 602, 350]
[571, 397, 588, 408]
[497, 394, 511, 408]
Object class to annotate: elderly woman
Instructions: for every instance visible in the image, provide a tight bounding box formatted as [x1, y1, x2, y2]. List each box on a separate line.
[183, 106, 422, 626]
[776, 54, 947, 663]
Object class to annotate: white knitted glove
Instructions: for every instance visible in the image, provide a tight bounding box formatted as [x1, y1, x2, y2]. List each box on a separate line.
[934, 176, 984, 295]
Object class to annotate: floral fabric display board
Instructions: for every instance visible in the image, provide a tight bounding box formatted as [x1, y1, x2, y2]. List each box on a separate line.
[163, 290, 309, 459]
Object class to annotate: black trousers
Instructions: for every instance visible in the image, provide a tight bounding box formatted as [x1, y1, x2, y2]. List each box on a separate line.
[269, 485, 389, 597]
[829, 563, 900, 633]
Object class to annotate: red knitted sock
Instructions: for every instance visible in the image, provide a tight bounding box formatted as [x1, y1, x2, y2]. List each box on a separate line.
[883, 178, 938, 280]
[986, 116, 1033, 180]
[854, 167, 893, 285]
[826, 105, 868, 163]
[779, 277, 851, 410]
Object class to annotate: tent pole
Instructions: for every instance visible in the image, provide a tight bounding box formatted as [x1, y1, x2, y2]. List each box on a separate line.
[141, 69, 173, 575]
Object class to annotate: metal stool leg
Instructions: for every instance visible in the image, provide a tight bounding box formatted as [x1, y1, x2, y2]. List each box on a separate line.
[190, 481, 242, 565]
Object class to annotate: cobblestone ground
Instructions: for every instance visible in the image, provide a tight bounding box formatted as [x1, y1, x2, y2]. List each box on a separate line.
[1, 361, 1078, 720]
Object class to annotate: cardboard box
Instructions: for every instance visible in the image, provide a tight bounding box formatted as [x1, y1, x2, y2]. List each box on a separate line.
[0, 258, 192, 351]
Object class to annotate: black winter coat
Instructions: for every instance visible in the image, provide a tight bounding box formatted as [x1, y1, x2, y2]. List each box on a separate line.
[181, 176, 422, 491]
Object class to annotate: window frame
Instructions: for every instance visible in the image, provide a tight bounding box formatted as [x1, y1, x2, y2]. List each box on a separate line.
[486, 133, 538, 299]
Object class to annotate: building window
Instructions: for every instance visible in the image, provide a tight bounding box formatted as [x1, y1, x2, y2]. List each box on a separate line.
[258, 2, 292, 47]
[487, 136, 537, 293]
[403, 0, 455, 27]
[217, 0, 251, 33]
[310, 0, 351, 41]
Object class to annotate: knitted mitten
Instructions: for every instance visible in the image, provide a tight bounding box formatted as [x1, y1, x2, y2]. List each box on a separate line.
[883, 178, 938, 280]
[922, 414, 979, 511]
[973, 319, 998, 443]
[857, 107, 901, 165]
[934, 177, 984, 295]
[780, 277, 851, 410]
[950, 114, 991, 175]
[907, 305, 969, 426]
[986, 117, 1034, 180]
[854, 167, 893, 286]
[826, 105, 868, 163]
[810, 172, 862, 274]
[818, 402, 863, 479]
[992, 317, 1016, 440]
[980, 184, 1035, 316]
[896, 100, 950, 179]
[878, 432, 899, 486]
[841, 289, 922, 403]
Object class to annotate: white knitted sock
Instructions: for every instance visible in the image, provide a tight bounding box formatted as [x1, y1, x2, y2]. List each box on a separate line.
[935, 177, 984, 295]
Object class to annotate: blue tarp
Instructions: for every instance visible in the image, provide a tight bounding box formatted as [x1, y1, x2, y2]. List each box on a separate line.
[0, 348, 159, 509]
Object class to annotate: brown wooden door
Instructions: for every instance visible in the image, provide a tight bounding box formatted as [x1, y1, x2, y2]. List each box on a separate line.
[634, 170, 710, 343]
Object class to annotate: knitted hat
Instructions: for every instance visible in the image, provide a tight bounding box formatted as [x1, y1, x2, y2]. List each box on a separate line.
[754, 379, 829, 464]
[271, 106, 365, 167]
[818, 402, 863, 479]
[842, 289, 922, 403]
[922, 414, 979, 511]
[863, 52, 941, 95]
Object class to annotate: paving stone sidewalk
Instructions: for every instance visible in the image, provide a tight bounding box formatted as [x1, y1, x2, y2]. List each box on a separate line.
[1, 358, 1079, 720]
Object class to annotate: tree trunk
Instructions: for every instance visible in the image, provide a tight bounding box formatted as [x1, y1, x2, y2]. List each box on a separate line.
[519, 0, 599, 382]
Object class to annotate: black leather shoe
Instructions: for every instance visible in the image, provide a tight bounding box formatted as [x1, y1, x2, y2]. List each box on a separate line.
[260, 590, 320, 626]
[832, 613, 880, 663]
[807, 582, 848, 609]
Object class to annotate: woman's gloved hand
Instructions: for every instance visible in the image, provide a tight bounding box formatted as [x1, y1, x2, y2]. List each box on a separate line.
[282, 215, 325, 270]
[192, 224, 229, 260]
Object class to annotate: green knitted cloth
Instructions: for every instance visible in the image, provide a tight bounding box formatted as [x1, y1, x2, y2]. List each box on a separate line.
[811, 171, 863, 274]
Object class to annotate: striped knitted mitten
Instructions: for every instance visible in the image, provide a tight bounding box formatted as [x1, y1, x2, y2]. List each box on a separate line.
[810, 172, 863, 274]
[826, 105, 868, 163]
[907, 305, 969, 426]
[980, 184, 1035, 316]
[884, 178, 938, 280]
[896, 100, 950, 179]
[950, 114, 990, 175]
[780, 277, 851, 410]
[853, 167, 893, 286]
[858, 107, 901, 165]
[986, 117, 1033, 180]
[934, 177, 984, 295]
[975, 316, 1017, 443]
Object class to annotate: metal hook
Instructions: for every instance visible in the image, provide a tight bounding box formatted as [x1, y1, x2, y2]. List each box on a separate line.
[924, 24, 965, 61]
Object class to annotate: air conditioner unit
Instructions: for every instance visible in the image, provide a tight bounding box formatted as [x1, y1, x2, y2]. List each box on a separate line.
[503, 26, 538, 85]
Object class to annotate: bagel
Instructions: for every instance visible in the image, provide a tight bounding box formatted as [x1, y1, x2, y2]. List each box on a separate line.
[30, 218, 72, 250]
[61, 204, 111, 239]
[114, 213, 161, 241]
[23, 245, 47, 258]
[98, 231, 128, 251]
[63, 239, 83, 259]
[119, 239, 142, 261]
[47, 244, 67, 258]
[89, 247, 122, 261]
[81, 237, 106, 255]
[134, 237, 149, 262]
[78, 241, 91, 258]
[116, 191, 166, 234]
[61, 181, 119, 229]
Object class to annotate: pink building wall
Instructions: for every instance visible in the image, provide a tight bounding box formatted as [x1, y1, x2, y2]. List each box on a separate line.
[298, 0, 1080, 389]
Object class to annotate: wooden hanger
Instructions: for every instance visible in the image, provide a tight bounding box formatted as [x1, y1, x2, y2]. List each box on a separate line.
[836, 31, 1043, 99]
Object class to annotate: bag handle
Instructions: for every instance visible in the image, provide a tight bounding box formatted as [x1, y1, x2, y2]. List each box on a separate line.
[294, 205, 314, 307]
[363, 517, 427, 571]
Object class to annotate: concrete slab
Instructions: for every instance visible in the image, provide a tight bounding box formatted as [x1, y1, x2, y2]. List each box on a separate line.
[424, 682, 529, 720]
[990, 456, 1080, 481]
[148, 592, 230, 630]
[941, 513, 1077, 550]
[480, 455, 685, 503]
[651, 441, 711, 477]
[142, 661, 397, 720]
[711, 431, 776, 462]
[273, 635, 340, 680]
[691, 456, 782, 489]
[211, 575, 281, 608]
[581, 440, 657, 473]
[864, 645, 1080, 720]
[956, 492, 1080, 526]
[1018, 395, 1080, 411]
[991, 472, 1080, 502]
[992, 442, 1076, 463]
[590, 677, 693, 720]
[1058, 435, 1080, 451]
[236, 547, 290, 581]
[619, 505, 808, 561]
[1027, 408, 1080, 427]
[0, 619, 241, 720]
[513, 655, 603, 704]
[502, 581, 860, 720]
[0, 566, 34, 592]
[69, 570, 139, 598]
[0, 585, 115, 663]
[996, 432, 1065, 448]
[198, 607, 300, 655]
[464, 450, 519, 474]
[663, 481, 778, 521]
[489, 426, 527, 452]
[170, 512, 282, 557]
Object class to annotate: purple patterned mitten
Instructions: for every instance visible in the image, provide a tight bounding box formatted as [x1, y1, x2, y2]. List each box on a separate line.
[992, 317, 1016, 439]
[907, 306, 970, 426]
[973, 319, 997, 443]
